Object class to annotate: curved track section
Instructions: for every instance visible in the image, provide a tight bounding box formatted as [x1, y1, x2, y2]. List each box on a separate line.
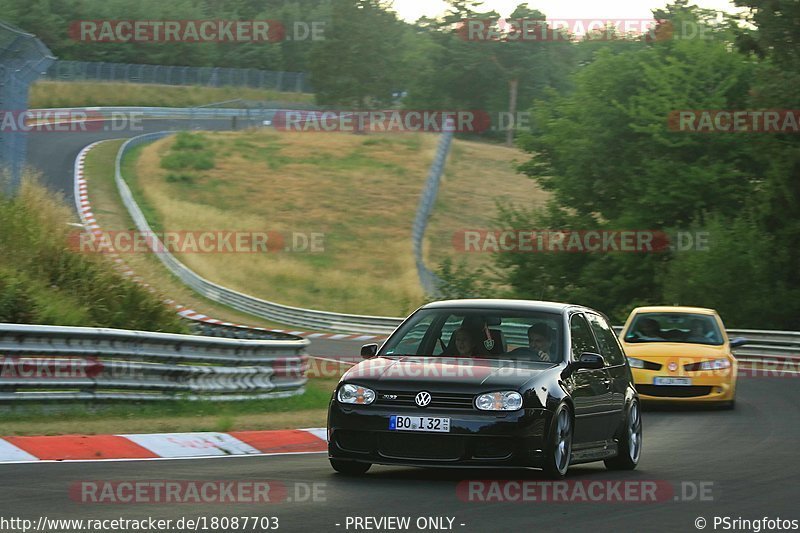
[0, 377, 796, 532]
[27, 117, 239, 202]
[26, 117, 371, 355]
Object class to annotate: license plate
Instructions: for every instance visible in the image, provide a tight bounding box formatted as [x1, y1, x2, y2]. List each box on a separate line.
[389, 415, 450, 433]
[654, 377, 692, 386]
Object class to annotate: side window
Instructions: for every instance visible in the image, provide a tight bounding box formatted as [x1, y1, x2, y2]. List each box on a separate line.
[432, 315, 465, 355]
[587, 313, 625, 366]
[569, 313, 598, 360]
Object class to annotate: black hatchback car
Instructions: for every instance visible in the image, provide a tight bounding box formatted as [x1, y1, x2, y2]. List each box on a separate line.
[327, 299, 642, 478]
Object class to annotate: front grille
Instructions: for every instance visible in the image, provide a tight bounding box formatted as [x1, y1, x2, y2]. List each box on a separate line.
[374, 391, 475, 410]
[335, 430, 375, 453]
[378, 433, 464, 460]
[472, 437, 513, 459]
[637, 385, 714, 398]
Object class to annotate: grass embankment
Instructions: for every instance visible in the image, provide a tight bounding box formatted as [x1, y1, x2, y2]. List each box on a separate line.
[83, 139, 294, 331]
[0, 176, 186, 332]
[0, 377, 339, 436]
[29, 80, 314, 108]
[0, 162, 347, 436]
[127, 130, 542, 316]
[427, 141, 549, 269]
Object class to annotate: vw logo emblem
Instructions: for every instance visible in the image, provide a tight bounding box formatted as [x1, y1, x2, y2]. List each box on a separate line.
[414, 391, 432, 407]
[668, 362, 678, 372]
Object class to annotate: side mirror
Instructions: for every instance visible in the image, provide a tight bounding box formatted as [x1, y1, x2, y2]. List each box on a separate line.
[360, 343, 379, 359]
[574, 352, 605, 370]
[562, 352, 605, 379]
[729, 337, 748, 348]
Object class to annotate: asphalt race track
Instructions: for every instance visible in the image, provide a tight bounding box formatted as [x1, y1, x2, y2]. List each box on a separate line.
[26, 116, 257, 202]
[1, 377, 797, 533]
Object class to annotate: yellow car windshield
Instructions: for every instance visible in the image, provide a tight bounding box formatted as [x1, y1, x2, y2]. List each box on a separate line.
[624, 313, 723, 345]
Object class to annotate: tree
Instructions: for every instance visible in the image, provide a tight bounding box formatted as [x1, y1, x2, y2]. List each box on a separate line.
[308, 0, 404, 107]
[495, 4, 758, 323]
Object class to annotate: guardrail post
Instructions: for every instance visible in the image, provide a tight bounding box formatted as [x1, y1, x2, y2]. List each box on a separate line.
[0, 21, 55, 195]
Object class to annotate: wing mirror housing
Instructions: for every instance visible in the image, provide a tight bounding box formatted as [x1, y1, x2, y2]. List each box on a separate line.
[729, 337, 748, 348]
[575, 352, 605, 370]
[360, 343, 379, 359]
[562, 352, 606, 379]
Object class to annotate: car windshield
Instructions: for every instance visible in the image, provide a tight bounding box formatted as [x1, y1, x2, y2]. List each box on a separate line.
[624, 312, 723, 345]
[381, 308, 564, 363]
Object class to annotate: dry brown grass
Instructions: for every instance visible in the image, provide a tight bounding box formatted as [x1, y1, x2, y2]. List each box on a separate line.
[428, 140, 548, 269]
[30, 81, 313, 108]
[83, 140, 293, 330]
[130, 130, 546, 316]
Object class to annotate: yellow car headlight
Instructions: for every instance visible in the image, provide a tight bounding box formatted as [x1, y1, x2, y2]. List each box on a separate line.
[685, 358, 731, 371]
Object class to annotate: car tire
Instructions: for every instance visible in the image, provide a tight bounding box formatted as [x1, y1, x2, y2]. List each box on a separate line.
[605, 399, 642, 471]
[543, 403, 573, 479]
[330, 459, 371, 476]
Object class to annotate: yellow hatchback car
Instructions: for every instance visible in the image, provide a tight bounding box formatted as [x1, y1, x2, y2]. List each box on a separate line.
[619, 306, 747, 408]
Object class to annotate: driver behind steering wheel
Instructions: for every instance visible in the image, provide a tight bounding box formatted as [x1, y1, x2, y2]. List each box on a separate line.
[509, 323, 553, 362]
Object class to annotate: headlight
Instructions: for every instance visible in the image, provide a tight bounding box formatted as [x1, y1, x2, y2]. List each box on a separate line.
[475, 391, 523, 411]
[686, 358, 732, 371]
[628, 357, 645, 369]
[336, 384, 376, 405]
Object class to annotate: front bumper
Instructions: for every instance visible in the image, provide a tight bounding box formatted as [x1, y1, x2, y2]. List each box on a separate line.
[632, 366, 736, 403]
[328, 401, 552, 468]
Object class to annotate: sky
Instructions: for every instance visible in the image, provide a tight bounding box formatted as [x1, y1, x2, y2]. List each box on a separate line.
[389, 0, 745, 22]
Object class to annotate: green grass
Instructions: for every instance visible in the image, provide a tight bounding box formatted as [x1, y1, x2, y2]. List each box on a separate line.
[120, 144, 167, 233]
[0, 379, 332, 422]
[0, 378, 338, 436]
[0, 175, 187, 332]
[81, 139, 311, 332]
[29, 80, 314, 109]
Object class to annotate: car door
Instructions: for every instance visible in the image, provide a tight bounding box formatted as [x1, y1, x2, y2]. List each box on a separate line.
[586, 312, 628, 440]
[567, 312, 614, 446]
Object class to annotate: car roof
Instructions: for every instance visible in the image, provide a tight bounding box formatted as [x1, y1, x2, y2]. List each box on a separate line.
[420, 298, 584, 314]
[630, 306, 717, 315]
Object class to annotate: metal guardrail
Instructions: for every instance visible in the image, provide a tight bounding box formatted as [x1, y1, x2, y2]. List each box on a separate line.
[0, 324, 309, 402]
[610, 326, 800, 361]
[44, 60, 312, 93]
[412, 119, 453, 297]
[35, 105, 272, 120]
[726, 329, 800, 361]
[115, 131, 403, 335]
